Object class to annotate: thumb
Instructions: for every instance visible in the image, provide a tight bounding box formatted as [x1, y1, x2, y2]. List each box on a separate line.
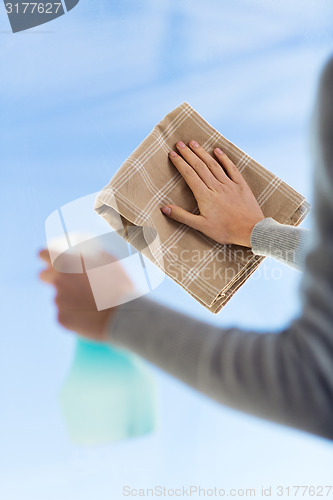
[161, 205, 203, 231]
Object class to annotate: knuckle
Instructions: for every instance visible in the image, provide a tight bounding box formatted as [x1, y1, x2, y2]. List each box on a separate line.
[208, 161, 219, 171]
[54, 294, 61, 307]
[57, 310, 70, 328]
[57, 310, 65, 325]
[232, 163, 241, 175]
[53, 279, 63, 290]
[237, 181, 247, 193]
[54, 289, 69, 306]
[214, 182, 225, 193]
[184, 166, 196, 177]
[39, 270, 46, 280]
[233, 166, 242, 177]
[193, 161, 204, 171]
[53, 274, 66, 287]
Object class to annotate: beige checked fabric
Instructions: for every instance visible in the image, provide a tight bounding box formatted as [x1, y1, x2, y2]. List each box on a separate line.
[94, 102, 310, 313]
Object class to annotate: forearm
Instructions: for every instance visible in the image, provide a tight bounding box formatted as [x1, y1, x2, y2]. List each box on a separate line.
[106, 290, 333, 440]
[250, 217, 311, 270]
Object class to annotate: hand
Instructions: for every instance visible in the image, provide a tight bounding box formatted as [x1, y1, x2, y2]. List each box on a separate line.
[38, 248, 134, 342]
[161, 140, 265, 247]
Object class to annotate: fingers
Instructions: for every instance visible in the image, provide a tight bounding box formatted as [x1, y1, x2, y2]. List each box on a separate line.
[213, 147, 244, 184]
[39, 249, 51, 264]
[169, 140, 244, 187]
[161, 205, 204, 231]
[188, 140, 230, 184]
[39, 247, 87, 272]
[39, 267, 57, 284]
[174, 141, 221, 189]
[168, 150, 209, 200]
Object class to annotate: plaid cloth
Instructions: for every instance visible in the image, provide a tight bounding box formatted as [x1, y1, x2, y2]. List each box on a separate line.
[94, 102, 310, 313]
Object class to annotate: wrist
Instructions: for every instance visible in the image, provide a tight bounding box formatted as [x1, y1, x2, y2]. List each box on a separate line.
[241, 216, 266, 248]
[101, 288, 140, 341]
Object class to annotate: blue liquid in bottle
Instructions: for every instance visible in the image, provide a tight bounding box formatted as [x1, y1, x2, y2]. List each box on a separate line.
[59, 338, 157, 445]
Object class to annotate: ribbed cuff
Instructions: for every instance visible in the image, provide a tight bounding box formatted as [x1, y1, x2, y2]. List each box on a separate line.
[250, 217, 311, 271]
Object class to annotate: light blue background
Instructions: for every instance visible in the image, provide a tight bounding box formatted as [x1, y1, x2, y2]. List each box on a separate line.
[1, 1, 333, 499]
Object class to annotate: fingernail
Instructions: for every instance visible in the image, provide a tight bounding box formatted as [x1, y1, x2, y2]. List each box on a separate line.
[177, 141, 186, 148]
[161, 206, 171, 216]
[169, 151, 178, 157]
[190, 140, 199, 148]
[215, 148, 223, 155]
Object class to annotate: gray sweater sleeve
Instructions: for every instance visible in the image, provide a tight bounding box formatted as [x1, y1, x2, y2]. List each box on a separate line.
[105, 58, 333, 440]
[250, 217, 311, 270]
